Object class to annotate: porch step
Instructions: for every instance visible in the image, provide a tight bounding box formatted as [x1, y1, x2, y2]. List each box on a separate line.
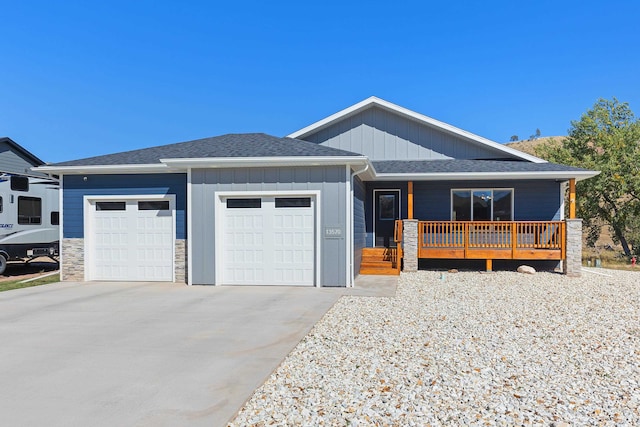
[359, 266, 401, 276]
[359, 247, 401, 276]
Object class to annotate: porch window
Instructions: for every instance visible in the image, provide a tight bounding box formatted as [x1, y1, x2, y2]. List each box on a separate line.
[451, 189, 513, 221]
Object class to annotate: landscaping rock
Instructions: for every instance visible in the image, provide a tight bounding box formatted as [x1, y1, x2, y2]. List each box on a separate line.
[517, 265, 536, 274]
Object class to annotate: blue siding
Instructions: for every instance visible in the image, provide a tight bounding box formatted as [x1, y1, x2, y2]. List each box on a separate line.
[353, 176, 366, 275]
[413, 180, 561, 221]
[63, 174, 187, 239]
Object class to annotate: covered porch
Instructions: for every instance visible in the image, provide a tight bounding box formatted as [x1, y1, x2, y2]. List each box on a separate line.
[359, 179, 583, 275]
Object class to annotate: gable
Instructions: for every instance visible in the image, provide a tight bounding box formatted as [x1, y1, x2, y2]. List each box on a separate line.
[297, 106, 519, 161]
[0, 138, 47, 176]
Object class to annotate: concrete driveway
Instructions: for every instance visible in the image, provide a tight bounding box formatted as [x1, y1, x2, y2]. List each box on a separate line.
[0, 281, 359, 427]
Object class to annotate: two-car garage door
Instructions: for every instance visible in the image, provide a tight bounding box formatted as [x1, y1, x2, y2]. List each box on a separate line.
[220, 195, 316, 286]
[86, 197, 174, 281]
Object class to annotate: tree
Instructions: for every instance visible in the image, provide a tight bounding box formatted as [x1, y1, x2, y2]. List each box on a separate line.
[535, 128, 541, 139]
[510, 135, 519, 142]
[536, 98, 640, 256]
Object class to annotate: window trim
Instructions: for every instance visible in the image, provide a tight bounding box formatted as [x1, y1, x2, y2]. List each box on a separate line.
[450, 188, 514, 221]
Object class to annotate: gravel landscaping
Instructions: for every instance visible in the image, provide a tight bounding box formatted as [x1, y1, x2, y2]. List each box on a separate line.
[229, 269, 640, 426]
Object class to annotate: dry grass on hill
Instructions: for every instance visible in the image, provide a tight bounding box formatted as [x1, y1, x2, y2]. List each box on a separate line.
[505, 136, 566, 157]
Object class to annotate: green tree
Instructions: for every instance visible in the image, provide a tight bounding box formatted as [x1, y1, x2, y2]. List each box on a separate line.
[536, 98, 640, 256]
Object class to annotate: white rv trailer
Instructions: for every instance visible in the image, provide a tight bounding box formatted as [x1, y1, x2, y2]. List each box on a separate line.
[0, 174, 59, 274]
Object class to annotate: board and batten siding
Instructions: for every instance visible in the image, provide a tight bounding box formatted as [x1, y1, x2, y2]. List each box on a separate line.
[353, 176, 366, 276]
[303, 106, 510, 161]
[411, 180, 562, 221]
[191, 166, 349, 287]
[62, 174, 187, 239]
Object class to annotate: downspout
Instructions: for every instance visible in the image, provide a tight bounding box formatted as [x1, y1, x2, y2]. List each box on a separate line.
[349, 163, 369, 287]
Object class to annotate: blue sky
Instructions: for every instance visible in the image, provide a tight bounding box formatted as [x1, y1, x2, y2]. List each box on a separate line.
[1, 0, 639, 163]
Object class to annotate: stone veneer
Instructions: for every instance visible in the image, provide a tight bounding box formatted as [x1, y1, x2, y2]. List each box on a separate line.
[563, 219, 583, 277]
[174, 239, 187, 283]
[402, 219, 418, 272]
[61, 238, 85, 281]
[61, 238, 188, 283]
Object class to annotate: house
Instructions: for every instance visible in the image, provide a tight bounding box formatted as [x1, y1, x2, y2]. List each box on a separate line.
[0, 137, 49, 176]
[36, 97, 598, 286]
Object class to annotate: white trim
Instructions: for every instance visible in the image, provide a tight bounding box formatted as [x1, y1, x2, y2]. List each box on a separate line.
[344, 165, 351, 287]
[213, 190, 322, 287]
[373, 170, 599, 181]
[287, 96, 546, 163]
[187, 168, 193, 286]
[450, 188, 514, 221]
[58, 174, 64, 281]
[36, 164, 177, 174]
[372, 189, 401, 247]
[83, 194, 176, 282]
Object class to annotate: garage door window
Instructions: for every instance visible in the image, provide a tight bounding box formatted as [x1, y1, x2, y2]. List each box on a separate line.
[138, 201, 170, 210]
[275, 197, 312, 208]
[227, 198, 261, 208]
[96, 201, 126, 211]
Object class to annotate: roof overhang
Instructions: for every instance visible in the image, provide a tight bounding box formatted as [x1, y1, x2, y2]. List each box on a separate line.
[34, 156, 369, 174]
[287, 96, 546, 164]
[371, 170, 600, 182]
[34, 163, 177, 175]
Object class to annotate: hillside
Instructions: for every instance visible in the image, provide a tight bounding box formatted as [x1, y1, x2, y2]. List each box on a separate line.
[505, 136, 566, 157]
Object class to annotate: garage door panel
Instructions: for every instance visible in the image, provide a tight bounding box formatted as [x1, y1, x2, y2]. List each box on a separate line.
[89, 199, 174, 282]
[222, 196, 315, 286]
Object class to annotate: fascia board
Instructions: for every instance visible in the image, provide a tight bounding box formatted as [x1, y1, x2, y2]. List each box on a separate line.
[287, 96, 546, 164]
[372, 170, 600, 182]
[160, 156, 368, 168]
[34, 164, 176, 174]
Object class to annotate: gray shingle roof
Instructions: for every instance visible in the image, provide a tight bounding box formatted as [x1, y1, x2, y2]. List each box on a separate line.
[372, 159, 592, 174]
[52, 133, 361, 166]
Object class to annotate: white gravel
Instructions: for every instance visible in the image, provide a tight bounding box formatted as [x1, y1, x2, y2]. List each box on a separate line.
[229, 269, 640, 426]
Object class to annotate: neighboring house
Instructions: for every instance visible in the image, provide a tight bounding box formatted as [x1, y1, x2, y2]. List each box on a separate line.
[36, 97, 598, 286]
[0, 137, 48, 176]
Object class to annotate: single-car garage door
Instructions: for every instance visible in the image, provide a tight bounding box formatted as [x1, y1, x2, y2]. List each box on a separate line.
[87, 197, 175, 281]
[221, 195, 315, 286]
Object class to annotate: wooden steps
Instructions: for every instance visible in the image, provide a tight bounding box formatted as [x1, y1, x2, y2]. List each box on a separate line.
[359, 247, 401, 276]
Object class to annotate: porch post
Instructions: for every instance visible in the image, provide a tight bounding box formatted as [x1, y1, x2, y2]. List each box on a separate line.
[408, 181, 414, 219]
[563, 218, 582, 276]
[403, 219, 418, 272]
[569, 178, 576, 219]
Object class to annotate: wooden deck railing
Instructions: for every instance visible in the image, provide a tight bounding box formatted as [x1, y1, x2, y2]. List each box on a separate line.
[418, 221, 565, 261]
[393, 220, 403, 273]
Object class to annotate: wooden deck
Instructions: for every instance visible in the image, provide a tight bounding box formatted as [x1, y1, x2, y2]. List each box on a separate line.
[418, 221, 565, 263]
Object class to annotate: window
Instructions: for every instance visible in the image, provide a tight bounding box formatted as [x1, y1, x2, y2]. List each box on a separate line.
[451, 189, 513, 221]
[10, 176, 29, 191]
[51, 211, 59, 225]
[378, 194, 396, 220]
[138, 201, 170, 211]
[18, 196, 42, 224]
[275, 197, 311, 208]
[227, 198, 261, 208]
[96, 202, 126, 211]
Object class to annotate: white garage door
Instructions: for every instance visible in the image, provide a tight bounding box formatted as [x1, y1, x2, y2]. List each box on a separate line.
[88, 198, 174, 281]
[221, 196, 315, 286]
